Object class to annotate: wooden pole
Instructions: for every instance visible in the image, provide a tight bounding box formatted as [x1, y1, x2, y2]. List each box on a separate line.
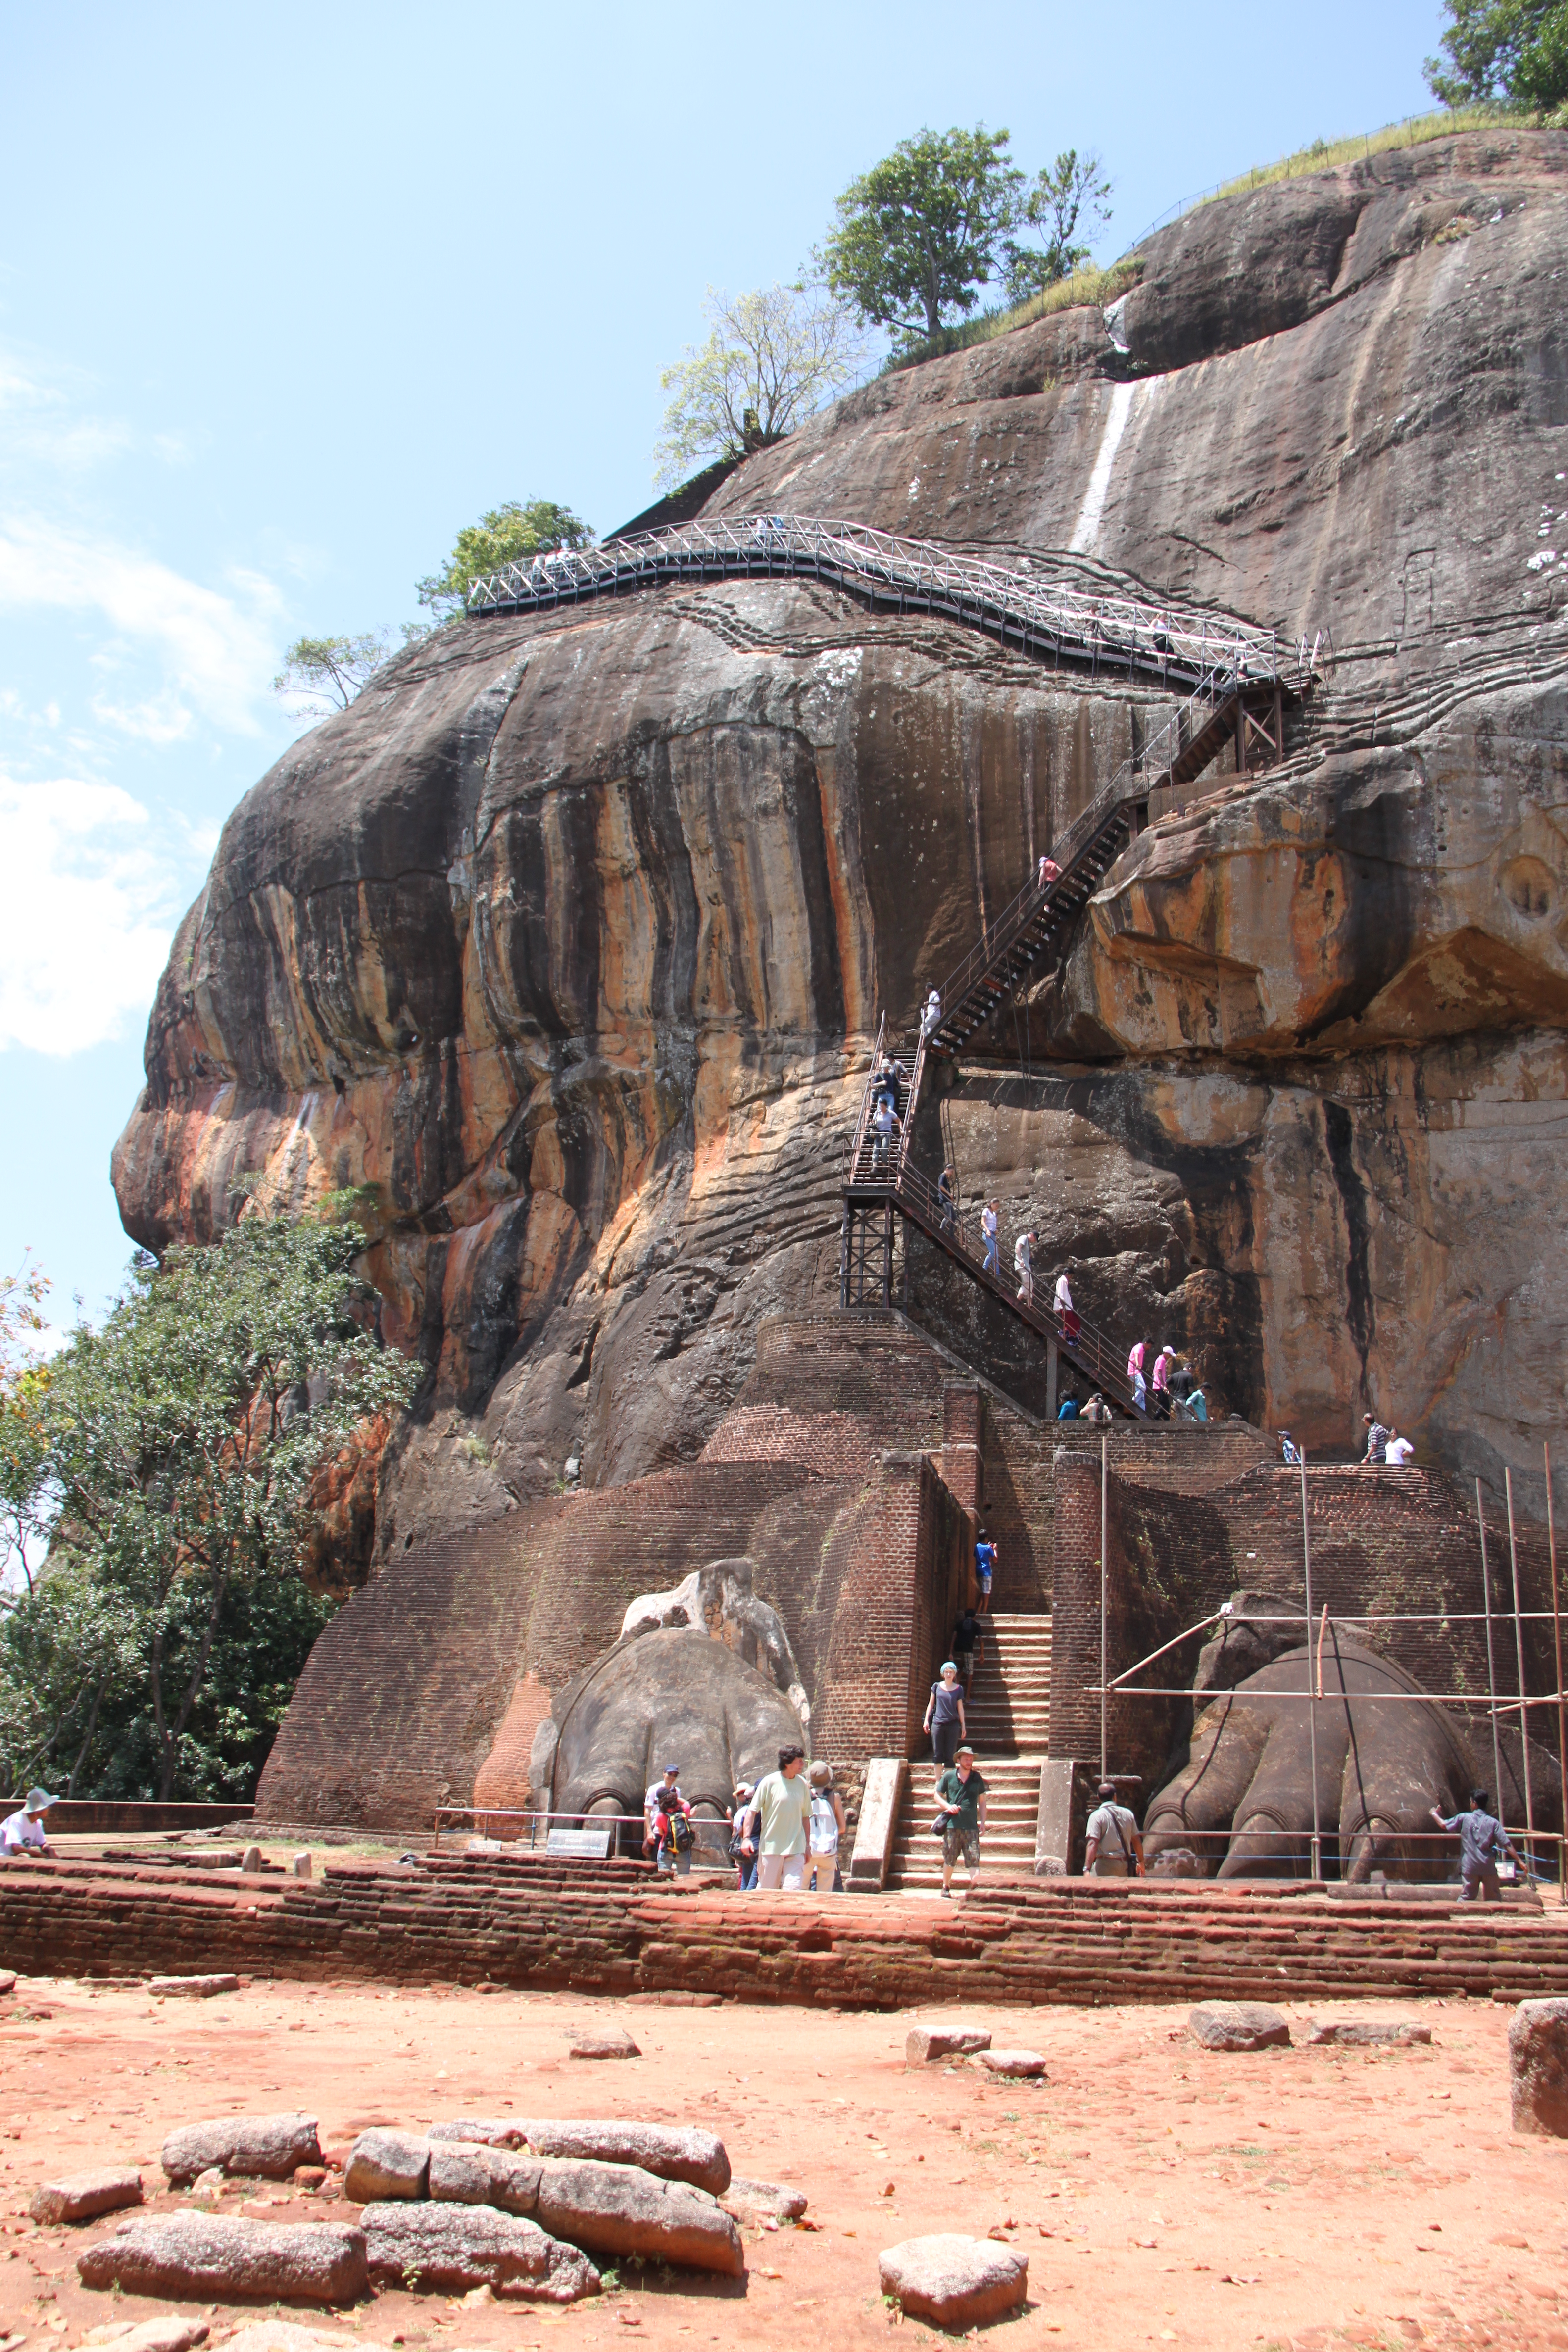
[1477, 1480, 1505, 1808]
[1506, 1466, 1536, 1862]
[1546, 1442, 1567, 1901]
[1300, 1455, 1322, 1879]
[1100, 1432, 1109, 1782]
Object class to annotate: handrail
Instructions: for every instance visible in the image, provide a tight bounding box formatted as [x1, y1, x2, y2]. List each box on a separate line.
[466, 514, 1292, 693]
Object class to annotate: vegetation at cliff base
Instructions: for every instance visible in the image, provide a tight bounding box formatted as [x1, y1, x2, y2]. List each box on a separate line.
[1427, 0, 1568, 115]
[817, 125, 1112, 353]
[416, 498, 595, 622]
[0, 1202, 416, 1801]
[656, 284, 866, 486]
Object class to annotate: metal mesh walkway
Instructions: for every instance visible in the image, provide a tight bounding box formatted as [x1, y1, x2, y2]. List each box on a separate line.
[466, 514, 1294, 693]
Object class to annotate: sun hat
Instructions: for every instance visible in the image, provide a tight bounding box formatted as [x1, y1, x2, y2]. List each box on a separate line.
[25, 1788, 58, 1813]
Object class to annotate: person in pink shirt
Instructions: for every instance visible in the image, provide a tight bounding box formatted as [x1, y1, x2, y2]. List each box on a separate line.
[1151, 1343, 1176, 1417]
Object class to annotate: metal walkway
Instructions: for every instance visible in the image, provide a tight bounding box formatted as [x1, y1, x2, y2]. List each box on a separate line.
[466, 514, 1294, 694]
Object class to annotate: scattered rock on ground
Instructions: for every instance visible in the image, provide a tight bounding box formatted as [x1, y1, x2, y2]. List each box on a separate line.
[1309, 2020, 1432, 2046]
[149, 1976, 240, 2000]
[83, 2317, 209, 2352]
[977, 2049, 1046, 2079]
[721, 2175, 807, 2222]
[905, 2027, 991, 2065]
[1510, 1997, 1568, 2136]
[567, 2031, 641, 2061]
[535, 2157, 744, 2275]
[0, 1971, 19, 1997]
[428, 2141, 541, 2214]
[291, 1852, 313, 1878]
[428, 2118, 527, 2150]
[31, 2166, 144, 2224]
[77, 2212, 367, 2305]
[361, 2201, 599, 2301]
[1189, 2002, 1292, 2052]
[343, 2129, 430, 2203]
[240, 1846, 263, 1872]
[879, 2233, 1029, 2327]
[510, 2120, 729, 2194]
[162, 2114, 322, 2186]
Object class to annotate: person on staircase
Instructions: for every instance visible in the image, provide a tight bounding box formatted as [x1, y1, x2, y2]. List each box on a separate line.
[871, 1092, 899, 1172]
[1150, 1344, 1176, 1418]
[938, 1165, 958, 1236]
[1037, 853, 1061, 891]
[980, 1199, 1000, 1277]
[921, 987, 942, 1040]
[935, 1746, 988, 1899]
[1053, 1266, 1080, 1343]
[974, 1530, 997, 1608]
[923, 1662, 968, 1789]
[952, 1607, 983, 1688]
[1014, 1228, 1036, 1306]
[1127, 1339, 1149, 1415]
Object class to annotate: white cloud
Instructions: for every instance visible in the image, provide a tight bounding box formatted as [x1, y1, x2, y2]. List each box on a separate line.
[0, 767, 183, 1054]
[0, 513, 282, 737]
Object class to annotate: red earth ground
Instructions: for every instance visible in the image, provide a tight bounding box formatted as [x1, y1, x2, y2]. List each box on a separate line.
[2, 1965, 1566, 2352]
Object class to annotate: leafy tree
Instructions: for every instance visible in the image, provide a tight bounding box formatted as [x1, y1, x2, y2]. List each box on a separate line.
[655, 285, 867, 486]
[1426, 0, 1568, 108]
[416, 500, 595, 622]
[9, 1201, 416, 1800]
[0, 1254, 53, 1596]
[818, 125, 1026, 347]
[1004, 149, 1115, 302]
[272, 631, 392, 720]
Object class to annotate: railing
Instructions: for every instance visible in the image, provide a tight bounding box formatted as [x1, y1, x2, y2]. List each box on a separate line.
[466, 514, 1289, 691]
[929, 674, 1245, 1037]
[432, 1805, 735, 1863]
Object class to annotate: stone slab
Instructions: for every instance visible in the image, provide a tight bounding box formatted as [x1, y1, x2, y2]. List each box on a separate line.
[31, 2167, 143, 2225]
[1189, 2002, 1292, 2052]
[149, 1976, 239, 1999]
[360, 2200, 598, 2301]
[77, 2213, 367, 2305]
[509, 2120, 729, 2195]
[722, 2175, 807, 2221]
[567, 2032, 640, 2061]
[977, 2049, 1046, 2079]
[1510, 1996, 1568, 2136]
[162, 2114, 322, 2185]
[879, 2233, 1028, 2327]
[343, 2129, 430, 2203]
[1308, 2019, 1432, 2046]
[534, 2157, 744, 2275]
[906, 2027, 991, 2065]
[848, 1758, 908, 1890]
[428, 2141, 541, 2214]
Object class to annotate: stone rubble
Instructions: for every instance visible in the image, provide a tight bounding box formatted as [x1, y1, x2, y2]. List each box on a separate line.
[905, 2027, 991, 2065]
[567, 2030, 641, 2061]
[77, 2212, 367, 2304]
[534, 2157, 744, 2276]
[343, 2128, 430, 2203]
[360, 2201, 598, 2301]
[721, 2175, 808, 2222]
[1189, 2001, 1292, 2052]
[505, 2119, 730, 2193]
[30, 2166, 143, 2225]
[148, 1976, 239, 2000]
[1509, 1996, 1568, 2136]
[977, 2049, 1046, 2079]
[162, 2114, 323, 2185]
[428, 2141, 541, 2215]
[1308, 2019, 1432, 2047]
[879, 2233, 1029, 2327]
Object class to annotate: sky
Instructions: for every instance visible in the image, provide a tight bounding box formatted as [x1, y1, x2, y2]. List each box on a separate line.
[1, 0, 1451, 1336]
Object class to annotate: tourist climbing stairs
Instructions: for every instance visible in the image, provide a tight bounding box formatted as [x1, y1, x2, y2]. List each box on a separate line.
[885, 1614, 1052, 1893]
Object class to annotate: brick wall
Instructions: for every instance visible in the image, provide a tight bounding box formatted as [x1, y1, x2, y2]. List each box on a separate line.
[814, 1451, 968, 1762]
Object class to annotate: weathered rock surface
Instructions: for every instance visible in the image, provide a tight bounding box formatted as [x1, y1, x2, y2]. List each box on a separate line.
[534, 2157, 744, 2275]
[31, 2167, 143, 2224]
[1309, 2019, 1432, 2047]
[85, 2319, 209, 2352]
[428, 2118, 526, 2150]
[567, 2031, 640, 2061]
[77, 2213, 367, 2304]
[343, 2128, 430, 2202]
[360, 2201, 599, 2300]
[508, 2120, 729, 2194]
[149, 1974, 240, 1999]
[162, 2114, 322, 2185]
[977, 2048, 1046, 2079]
[1509, 1996, 1568, 2135]
[906, 2026, 991, 2065]
[722, 2175, 807, 2222]
[428, 2140, 540, 2213]
[1189, 2002, 1292, 2051]
[878, 2233, 1028, 2327]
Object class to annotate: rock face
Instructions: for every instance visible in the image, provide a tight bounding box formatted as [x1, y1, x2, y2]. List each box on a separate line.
[114, 130, 1568, 1604]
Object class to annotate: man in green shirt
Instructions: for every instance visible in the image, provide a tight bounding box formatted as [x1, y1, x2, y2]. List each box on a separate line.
[741, 1744, 812, 1890]
[935, 1745, 988, 1898]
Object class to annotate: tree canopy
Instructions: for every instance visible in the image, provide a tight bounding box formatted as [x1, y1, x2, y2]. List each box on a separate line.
[655, 285, 866, 487]
[0, 1203, 416, 1801]
[817, 125, 1113, 350]
[416, 499, 595, 622]
[272, 631, 393, 720]
[1426, 1, 1568, 110]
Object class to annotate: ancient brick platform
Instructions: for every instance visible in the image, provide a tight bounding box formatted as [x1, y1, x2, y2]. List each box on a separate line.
[4, 1851, 1565, 2008]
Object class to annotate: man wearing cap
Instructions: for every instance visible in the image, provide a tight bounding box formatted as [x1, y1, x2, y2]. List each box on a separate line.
[1, 1789, 58, 1858]
[934, 1746, 988, 1898]
[644, 1764, 691, 1875]
[1083, 1780, 1144, 1877]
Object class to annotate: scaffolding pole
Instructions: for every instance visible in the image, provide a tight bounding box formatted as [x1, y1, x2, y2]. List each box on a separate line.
[1549, 1443, 1568, 1890]
[1299, 1452, 1322, 1880]
[1099, 1432, 1109, 1781]
[1507, 1465, 1537, 1870]
[1477, 1478, 1506, 1808]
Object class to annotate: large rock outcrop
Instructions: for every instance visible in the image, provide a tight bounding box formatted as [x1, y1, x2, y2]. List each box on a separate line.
[114, 128, 1568, 1571]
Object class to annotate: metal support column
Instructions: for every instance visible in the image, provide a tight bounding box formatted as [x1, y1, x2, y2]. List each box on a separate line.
[881, 1204, 894, 1309]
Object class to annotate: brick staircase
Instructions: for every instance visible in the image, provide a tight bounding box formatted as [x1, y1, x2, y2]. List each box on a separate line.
[885, 1613, 1051, 1891]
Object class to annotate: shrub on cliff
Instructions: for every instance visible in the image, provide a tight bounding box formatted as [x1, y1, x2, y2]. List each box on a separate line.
[0, 1199, 416, 1801]
[417, 499, 594, 622]
[655, 284, 867, 486]
[1427, 1, 1568, 115]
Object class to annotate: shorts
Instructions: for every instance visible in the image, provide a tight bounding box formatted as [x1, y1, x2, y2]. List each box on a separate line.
[956, 1652, 975, 1683]
[1458, 1863, 1501, 1902]
[942, 1820, 980, 1869]
[932, 1721, 961, 1769]
[755, 1852, 806, 1891]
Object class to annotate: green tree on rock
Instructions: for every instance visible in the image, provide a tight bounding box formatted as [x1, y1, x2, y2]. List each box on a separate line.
[656, 284, 866, 486]
[1004, 149, 1115, 303]
[272, 632, 393, 720]
[1426, 0, 1568, 112]
[0, 1200, 417, 1800]
[818, 125, 1026, 347]
[417, 499, 595, 622]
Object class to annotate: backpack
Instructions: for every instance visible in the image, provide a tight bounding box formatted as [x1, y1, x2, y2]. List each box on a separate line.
[671, 1813, 695, 1852]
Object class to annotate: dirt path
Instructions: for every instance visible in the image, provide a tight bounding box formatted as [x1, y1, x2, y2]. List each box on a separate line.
[3, 1972, 1566, 2352]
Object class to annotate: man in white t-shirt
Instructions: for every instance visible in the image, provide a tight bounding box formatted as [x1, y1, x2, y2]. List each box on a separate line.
[1, 1788, 58, 1858]
[1083, 1780, 1144, 1877]
[741, 1745, 812, 1890]
[1385, 1430, 1415, 1465]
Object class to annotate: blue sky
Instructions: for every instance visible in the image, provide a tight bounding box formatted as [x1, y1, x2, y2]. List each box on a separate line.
[1, 0, 1448, 1333]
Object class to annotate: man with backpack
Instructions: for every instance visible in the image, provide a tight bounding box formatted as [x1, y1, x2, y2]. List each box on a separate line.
[644, 1763, 693, 1876]
[1083, 1779, 1144, 1877]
